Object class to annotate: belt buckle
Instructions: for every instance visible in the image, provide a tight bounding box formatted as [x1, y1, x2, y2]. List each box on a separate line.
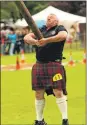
[55, 59, 60, 62]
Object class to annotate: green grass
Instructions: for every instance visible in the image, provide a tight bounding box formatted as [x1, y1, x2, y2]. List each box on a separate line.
[1, 53, 36, 65]
[1, 50, 86, 124]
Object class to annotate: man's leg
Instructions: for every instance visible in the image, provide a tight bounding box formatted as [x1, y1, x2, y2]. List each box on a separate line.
[35, 89, 45, 121]
[53, 89, 69, 125]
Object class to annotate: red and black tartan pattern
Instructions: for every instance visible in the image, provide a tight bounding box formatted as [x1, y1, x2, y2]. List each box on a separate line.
[32, 62, 66, 91]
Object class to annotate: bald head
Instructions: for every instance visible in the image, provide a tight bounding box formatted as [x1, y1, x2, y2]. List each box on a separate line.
[46, 14, 59, 28]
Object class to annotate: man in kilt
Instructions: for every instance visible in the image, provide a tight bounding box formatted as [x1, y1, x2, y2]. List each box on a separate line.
[24, 14, 69, 125]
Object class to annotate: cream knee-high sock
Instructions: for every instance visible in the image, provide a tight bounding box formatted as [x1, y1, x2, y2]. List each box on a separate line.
[35, 99, 45, 121]
[56, 96, 68, 119]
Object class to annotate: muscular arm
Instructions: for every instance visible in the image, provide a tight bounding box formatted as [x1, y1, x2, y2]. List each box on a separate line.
[46, 31, 67, 43]
[24, 30, 67, 46]
[38, 31, 68, 46]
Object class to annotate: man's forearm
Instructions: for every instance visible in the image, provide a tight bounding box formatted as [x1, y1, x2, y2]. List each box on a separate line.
[46, 31, 67, 43]
[46, 35, 62, 43]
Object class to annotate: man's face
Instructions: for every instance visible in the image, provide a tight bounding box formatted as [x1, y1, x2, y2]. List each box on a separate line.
[46, 14, 58, 28]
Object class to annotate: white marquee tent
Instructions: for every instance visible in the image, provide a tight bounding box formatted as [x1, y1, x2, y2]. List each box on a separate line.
[32, 6, 86, 30]
[32, 6, 86, 23]
[15, 6, 86, 29]
[15, 18, 28, 27]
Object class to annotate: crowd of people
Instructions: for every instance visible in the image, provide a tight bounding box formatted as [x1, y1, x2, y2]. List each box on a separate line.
[0, 21, 84, 56]
[0, 26, 35, 55]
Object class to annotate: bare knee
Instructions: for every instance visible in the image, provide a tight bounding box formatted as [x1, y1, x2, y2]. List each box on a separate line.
[35, 89, 45, 100]
[53, 89, 63, 98]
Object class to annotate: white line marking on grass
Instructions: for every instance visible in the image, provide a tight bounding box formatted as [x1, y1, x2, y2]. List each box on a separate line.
[21, 67, 32, 70]
[9, 69, 16, 71]
[1, 65, 6, 67]
[62, 62, 68, 66]
[3, 61, 83, 71]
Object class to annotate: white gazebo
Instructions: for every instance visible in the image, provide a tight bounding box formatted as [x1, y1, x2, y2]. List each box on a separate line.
[32, 6, 86, 22]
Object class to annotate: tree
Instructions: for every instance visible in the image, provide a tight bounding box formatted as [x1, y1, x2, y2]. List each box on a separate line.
[1, 1, 86, 20]
[48, 1, 86, 16]
[24, 1, 48, 15]
[1, 1, 20, 20]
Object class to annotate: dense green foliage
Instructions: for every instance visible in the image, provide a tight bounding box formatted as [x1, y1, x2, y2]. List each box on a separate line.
[1, 1, 86, 20]
[48, 1, 86, 16]
[1, 1, 20, 20]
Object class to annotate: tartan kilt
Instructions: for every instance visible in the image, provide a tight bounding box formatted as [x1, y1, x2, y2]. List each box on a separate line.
[32, 61, 67, 95]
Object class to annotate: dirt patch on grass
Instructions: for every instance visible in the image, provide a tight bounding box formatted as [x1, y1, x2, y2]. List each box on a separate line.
[1, 63, 34, 71]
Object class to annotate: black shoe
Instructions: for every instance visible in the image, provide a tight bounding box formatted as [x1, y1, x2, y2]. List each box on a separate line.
[33, 119, 47, 125]
[62, 119, 69, 125]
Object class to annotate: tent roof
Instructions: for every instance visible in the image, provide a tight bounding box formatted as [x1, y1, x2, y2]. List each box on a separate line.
[32, 6, 86, 23]
[15, 19, 28, 27]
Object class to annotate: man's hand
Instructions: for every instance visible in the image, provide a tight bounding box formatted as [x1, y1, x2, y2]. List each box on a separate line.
[38, 38, 48, 47]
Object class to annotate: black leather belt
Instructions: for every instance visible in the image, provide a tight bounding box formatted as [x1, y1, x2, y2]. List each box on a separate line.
[37, 60, 61, 64]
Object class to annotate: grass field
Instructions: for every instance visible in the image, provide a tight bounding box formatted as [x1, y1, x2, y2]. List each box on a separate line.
[1, 49, 86, 125]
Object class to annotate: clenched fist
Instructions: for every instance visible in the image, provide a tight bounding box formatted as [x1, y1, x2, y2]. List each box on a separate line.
[38, 38, 48, 47]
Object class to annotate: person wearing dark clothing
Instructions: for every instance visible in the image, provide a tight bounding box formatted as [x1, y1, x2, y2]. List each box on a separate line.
[7, 28, 17, 55]
[14, 33, 24, 54]
[24, 14, 69, 125]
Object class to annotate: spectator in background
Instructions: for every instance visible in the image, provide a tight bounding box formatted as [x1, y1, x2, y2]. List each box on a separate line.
[22, 26, 30, 53]
[1, 26, 11, 55]
[0, 31, 6, 55]
[23, 26, 34, 53]
[7, 28, 17, 55]
[66, 24, 77, 49]
[75, 22, 80, 41]
[14, 29, 24, 54]
[67, 25, 76, 43]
